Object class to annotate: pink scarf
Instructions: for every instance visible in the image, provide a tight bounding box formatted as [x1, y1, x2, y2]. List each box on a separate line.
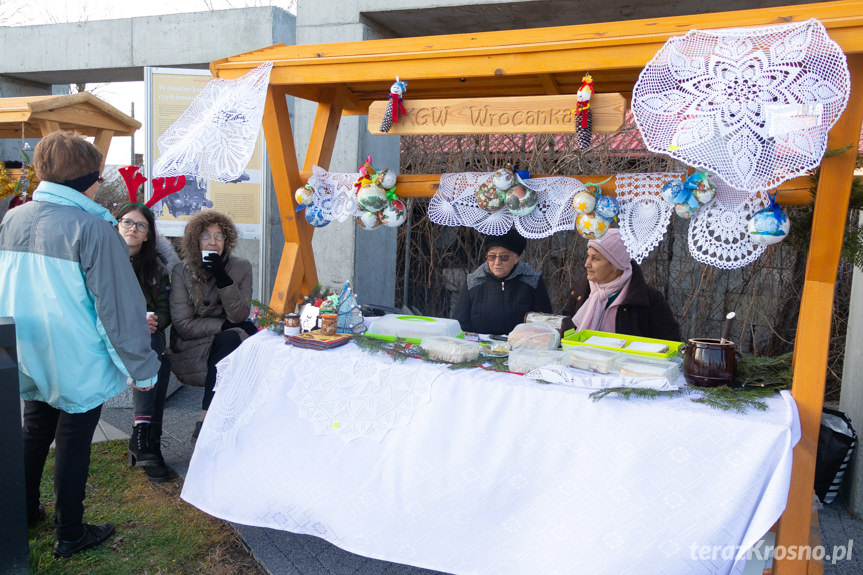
[572, 267, 632, 333]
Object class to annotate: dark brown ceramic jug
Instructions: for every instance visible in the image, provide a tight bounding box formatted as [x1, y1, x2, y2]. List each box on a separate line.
[683, 338, 737, 388]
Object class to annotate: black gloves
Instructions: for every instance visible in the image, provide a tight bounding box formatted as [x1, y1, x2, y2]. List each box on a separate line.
[222, 319, 258, 336]
[203, 252, 233, 289]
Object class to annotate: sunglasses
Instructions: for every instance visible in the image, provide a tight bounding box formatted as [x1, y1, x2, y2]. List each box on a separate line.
[118, 218, 149, 233]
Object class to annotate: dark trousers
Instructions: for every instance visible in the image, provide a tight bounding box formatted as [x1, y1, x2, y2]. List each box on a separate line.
[202, 330, 242, 411]
[22, 400, 102, 540]
[132, 333, 171, 422]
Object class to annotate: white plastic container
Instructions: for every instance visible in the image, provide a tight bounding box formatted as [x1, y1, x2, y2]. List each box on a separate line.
[614, 356, 681, 381]
[365, 314, 464, 343]
[567, 347, 622, 374]
[422, 337, 480, 363]
[508, 349, 569, 374]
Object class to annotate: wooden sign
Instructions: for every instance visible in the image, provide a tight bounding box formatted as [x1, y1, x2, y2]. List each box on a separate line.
[368, 93, 625, 135]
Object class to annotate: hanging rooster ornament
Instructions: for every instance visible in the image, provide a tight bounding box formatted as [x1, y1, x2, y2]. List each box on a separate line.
[379, 77, 408, 134]
[119, 165, 186, 215]
[574, 73, 594, 150]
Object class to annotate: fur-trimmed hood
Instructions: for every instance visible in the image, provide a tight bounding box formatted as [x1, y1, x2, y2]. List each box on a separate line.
[180, 210, 239, 280]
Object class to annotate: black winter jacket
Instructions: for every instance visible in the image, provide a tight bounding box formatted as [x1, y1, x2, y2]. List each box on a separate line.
[560, 261, 682, 341]
[453, 261, 552, 335]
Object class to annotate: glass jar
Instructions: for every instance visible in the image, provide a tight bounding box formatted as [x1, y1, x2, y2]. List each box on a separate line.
[320, 313, 338, 336]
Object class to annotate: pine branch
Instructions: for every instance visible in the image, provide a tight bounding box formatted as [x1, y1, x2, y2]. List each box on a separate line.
[589, 387, 678, 402]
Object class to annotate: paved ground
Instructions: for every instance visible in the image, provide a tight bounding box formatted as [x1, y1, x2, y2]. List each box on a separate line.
[98, 383, 863, 575]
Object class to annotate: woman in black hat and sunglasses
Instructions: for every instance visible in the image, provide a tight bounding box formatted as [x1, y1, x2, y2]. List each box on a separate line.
[453, 228, 552, 335]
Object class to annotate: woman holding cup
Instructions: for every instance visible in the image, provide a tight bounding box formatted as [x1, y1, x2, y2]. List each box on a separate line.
[169, 210, 254, 440]
[114, 203, 179, 482]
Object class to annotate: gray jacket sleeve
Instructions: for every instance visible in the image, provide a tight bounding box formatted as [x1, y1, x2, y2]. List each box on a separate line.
[81, 222, 160, 382]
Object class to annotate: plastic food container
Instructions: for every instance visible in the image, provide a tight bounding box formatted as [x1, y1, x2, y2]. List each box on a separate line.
[508, 322, 561, 351]
[422, 337, 480, 363]
[365, 314, 464, 344]
[507, 349, 569, 374]
[614, 356, 681, 381]
[567, 347, 623, 374]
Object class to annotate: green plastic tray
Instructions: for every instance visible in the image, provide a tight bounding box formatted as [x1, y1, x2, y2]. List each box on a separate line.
[561, 329, 683, 359]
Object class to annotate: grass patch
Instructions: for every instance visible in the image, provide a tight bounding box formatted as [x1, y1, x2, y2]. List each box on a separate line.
[28, 440, 263, 574]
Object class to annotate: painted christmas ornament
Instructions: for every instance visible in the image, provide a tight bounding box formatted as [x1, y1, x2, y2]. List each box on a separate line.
[356, 210, 381, 230]
[685, 172, 716, 204]
[748, 207, 790, 246]
[304, 204, 330, 228]
[505, 183, 538, 217]
[575, 212, 610, 240]
[492, 167, 515, 191]
[594, 195, 620, 220]
[572, 190, 597, 214]
[475, 182, 506, 212]
[374, 168, 397, 190]
[295, 184, 315, 206]
[357, 183, 388, 212]
[660, 180, 684, 204]
[380, 199, 407, 227]
[674, 202, 698, 219]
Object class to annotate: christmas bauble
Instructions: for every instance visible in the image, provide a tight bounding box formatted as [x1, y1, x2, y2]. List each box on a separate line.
[492, 168, 515, 191]
[505, 183, 538, 217]
[304, 204, 330, 228]
[357, 183, 388, 212]
[356, 210, 381, 230]
[660, 180, 684, 204]
[475, 183, 506, 213]
[572, 190, 597, 214]
[747, 207, 790, 246]
[594, 195, 620, 220]
[380, 199, 407, 227]
[295, 184, 315, 206]
[674, 202, 698, 219]
[685, 172, 716, 204]
[374, 169, 397, 190]
[575, 212, 610, 240]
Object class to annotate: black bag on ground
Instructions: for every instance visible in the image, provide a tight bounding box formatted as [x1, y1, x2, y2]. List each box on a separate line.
[814, 408, 857, 504]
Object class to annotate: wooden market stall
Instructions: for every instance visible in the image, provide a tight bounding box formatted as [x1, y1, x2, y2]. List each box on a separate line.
[210, 2, 863, 573]
[0, 92, 140, 170]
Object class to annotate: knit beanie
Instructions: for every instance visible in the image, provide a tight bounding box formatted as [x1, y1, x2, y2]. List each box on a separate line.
[587, 228, 631, 271]
[484, 228, 527, 256]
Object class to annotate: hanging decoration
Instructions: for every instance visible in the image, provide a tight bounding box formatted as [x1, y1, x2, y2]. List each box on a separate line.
[573, 73, 594, 150]
[353, 156, 406, 230]
[616, 173, 681, 264]
[572, 178, 615, 240]
[747, 192, 790, 246]
[688, 185, 769, 269]
[659, 172, 715, 220]
[153, 62, 273, 183]
[631, 19, 850, 193]
[379, 77, 408, 134]
[295, 183, 315, 207]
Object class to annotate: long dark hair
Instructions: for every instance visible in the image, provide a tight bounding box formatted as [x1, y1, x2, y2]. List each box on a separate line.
[115, 204, 159, 302]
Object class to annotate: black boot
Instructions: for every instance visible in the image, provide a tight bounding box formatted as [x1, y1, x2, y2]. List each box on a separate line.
[144, 421, 177, 483]
[128, 422, 159, 467]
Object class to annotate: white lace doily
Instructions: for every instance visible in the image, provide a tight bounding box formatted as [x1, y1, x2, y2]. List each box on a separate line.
[428, 172, 586, 238]
[309, 166, 361, 222]
[688, 185, 769, 269]
[632, 19, 849, 192]
[524, 365, 679, 391]
[616, 173, 683, 263]
[286, 346, 436, 442]
[153, 62, 273, 182]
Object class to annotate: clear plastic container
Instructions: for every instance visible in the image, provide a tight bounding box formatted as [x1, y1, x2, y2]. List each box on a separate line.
[365, 314, 464, 344]
[507, 349, 569, 374]
[614, 356, 681, 381]
[567, 347, 623, 374]
[422, 337, 480, 363]
[508, 322, 561, 351]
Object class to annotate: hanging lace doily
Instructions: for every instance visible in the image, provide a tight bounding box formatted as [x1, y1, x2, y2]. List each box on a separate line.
[688, 184, 770, 269]
[616, 173, 683, 263]
[309, 166, 361, 222]
[286, 345, 436, 443]
[153, 62, 273, 183]
[632, 19, 850, 192]
[428, 172, 586, 238]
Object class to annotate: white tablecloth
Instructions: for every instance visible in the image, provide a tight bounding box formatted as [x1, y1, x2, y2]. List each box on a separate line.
[182, 331, 800, 575]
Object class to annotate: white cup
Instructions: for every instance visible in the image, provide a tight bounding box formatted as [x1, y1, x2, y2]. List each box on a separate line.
[146, 311, 155, 320]
[202, 250, 218, 262]
[284, 326, 300, 336]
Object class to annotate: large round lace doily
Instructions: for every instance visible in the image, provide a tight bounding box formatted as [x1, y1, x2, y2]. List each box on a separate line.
[153, 62, 273, 183]
[286, 346, 436, 443]
[428, 172, 586, 238]
[632, 19, 849, 193]
[616, 173, 683, 263]
[688, 186, 769, 269]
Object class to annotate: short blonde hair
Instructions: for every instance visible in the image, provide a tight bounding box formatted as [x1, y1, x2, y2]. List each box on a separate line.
[33, 130, 103, 183]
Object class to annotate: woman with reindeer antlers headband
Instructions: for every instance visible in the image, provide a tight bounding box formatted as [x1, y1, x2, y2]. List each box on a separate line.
[115, 166, 185, 483]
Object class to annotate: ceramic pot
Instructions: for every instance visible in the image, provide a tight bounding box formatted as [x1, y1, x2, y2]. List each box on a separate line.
[683, 338, 736, 388]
